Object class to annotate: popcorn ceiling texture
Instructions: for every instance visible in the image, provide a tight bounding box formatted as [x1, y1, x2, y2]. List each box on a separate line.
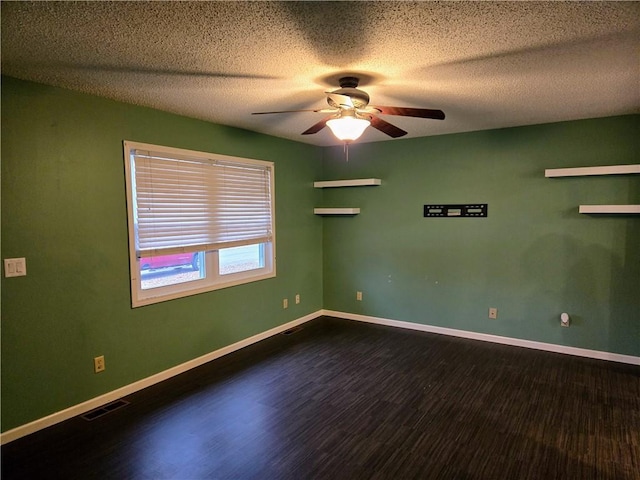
[2, 1, 639, 145]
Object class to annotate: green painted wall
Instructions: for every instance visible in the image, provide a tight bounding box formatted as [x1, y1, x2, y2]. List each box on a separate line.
[2, 75, 638, 435]
[321, 115, 639, 356]
[1, 77, 323, 432]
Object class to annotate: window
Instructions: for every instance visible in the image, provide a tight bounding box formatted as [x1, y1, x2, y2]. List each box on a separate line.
[124, 141, 275, 307]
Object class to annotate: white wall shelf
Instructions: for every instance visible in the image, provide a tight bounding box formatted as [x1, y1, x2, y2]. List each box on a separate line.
[545, 164, 640, 177]
[314, 178, 381, 188]
[579, 205, 640, 214]
[314, 208, 360, 215]
[546, 165, 639, 215]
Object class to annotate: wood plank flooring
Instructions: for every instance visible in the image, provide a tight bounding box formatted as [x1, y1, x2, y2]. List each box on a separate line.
[2, 316, 639, 479]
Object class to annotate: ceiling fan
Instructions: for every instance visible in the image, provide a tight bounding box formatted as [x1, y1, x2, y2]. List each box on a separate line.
[252, 76, 445, 142]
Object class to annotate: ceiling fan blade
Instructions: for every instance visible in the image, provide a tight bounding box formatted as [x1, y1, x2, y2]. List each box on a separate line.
[252, 108, 331, 115]
[301, 115, 334, 135]
[374, 106, 445, 120]
[370, 116, 408, 138]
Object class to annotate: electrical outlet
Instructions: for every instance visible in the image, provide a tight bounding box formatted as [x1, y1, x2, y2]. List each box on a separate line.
[94, 355, 105, 373]
[295, 294, 300, 304]
[489, 308, 498, 319]
[283, 298, 288, 309]
[356, 291, 363, 301]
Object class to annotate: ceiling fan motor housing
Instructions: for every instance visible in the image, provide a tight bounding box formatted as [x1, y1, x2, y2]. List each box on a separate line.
[329, 88, 370, 109]
[328, 77, 370, 109]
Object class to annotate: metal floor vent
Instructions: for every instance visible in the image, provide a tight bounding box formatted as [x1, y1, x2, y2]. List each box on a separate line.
[282, 326, 303, 336]
[81, 399, 130, 421]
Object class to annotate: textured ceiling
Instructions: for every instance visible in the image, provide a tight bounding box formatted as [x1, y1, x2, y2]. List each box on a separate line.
[2, 1, 639, 146]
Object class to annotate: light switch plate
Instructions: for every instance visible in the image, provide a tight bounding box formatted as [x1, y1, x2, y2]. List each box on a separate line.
[4, 258, 27, 277]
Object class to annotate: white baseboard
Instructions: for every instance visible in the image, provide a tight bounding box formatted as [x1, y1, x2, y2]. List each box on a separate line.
[0, 311, 323, 445]
[4, 309, 638, 445]
[322, 309, 640, 366]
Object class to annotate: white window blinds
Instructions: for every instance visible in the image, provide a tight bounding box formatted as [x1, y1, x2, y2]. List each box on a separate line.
[131, 148, 273, 258]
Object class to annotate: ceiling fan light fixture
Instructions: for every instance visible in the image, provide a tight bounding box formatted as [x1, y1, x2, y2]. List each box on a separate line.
[326, 115, 371, 141]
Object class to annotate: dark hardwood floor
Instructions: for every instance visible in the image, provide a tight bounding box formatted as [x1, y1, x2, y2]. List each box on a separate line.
[2, 316, 639, 479]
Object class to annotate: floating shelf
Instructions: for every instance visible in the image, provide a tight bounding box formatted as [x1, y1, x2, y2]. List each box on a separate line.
[314, 208, 360, 215]
[545, 164, 640, 177]
[579, 205, 640, 214]
[314, 178, 381, 188]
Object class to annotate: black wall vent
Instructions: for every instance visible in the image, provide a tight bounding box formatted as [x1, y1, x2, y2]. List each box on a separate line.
[282, 326, 303, 335]
[81, 399, 130, 421]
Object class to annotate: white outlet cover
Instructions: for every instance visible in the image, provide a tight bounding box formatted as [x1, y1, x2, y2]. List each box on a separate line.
[4, 257, 26, 277]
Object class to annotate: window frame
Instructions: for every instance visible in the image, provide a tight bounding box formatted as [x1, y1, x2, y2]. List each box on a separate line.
[123, 141, 276, 307]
